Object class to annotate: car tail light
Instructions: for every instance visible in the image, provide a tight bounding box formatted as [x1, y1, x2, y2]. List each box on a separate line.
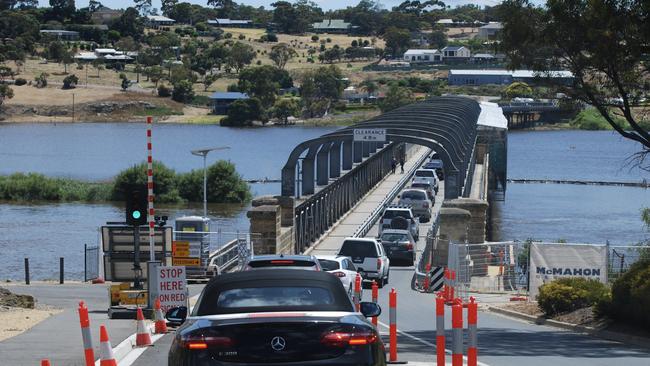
[406, 243, 414, 250]
[181, 335, 234, 350]
[376, 258, 381, 270]
[270, 260, 295, 265]
[321, 329, 378, 348]
[332, 271, 346, 277]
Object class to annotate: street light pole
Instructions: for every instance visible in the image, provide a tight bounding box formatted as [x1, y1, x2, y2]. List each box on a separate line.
[191, 146, 230, 219]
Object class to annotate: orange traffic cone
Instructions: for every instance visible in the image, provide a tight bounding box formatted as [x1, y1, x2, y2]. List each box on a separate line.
[154, 298, 168, 334]
[41, 360, 51, 366]
[99, 325, 117, 366]
[135, 307, 153, 347]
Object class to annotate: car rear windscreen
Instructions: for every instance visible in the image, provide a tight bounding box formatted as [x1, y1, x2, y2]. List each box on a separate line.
[401, 191, 426, 200]
[339, 241, 377, 257]
[411, 183, 429, 190]
[248, 259, 316, 268]
[381, 233, 409, 242]
[318, 259, 340, 271]
[216, 287, 335, 308]
[382, 210, 410, 219]
[415, 170, 434, 177]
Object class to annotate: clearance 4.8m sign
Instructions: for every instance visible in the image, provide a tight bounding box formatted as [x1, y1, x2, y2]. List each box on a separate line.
[529, 243, 607, 298]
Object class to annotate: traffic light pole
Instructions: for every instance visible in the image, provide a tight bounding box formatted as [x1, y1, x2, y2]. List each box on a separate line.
[133, 226, 142, 289]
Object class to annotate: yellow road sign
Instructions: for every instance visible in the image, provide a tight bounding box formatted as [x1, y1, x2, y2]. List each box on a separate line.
[172, 257, 200, 266]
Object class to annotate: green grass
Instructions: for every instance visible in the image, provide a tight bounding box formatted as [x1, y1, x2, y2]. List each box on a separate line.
[135, 106, 183, 117]
[570, 109, 623, 130]
[182, 115, 225, 124]
[0, 173, 111, 202]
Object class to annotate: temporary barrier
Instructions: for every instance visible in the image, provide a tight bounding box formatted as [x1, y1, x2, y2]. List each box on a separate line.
[77, 301, 95, 366]
[354, 273, 362, 312]
[99, 325, 117, 366]
[443, 268, 450, 301]
[451, 299, 463, 366]
[135, 307, 153, 347]
[435, 293, 445, 366]
[467, 297, 478, 366]
[41, 360, 51, 366]
[371, 280, 378, 327]
[154, 298, 168, 334]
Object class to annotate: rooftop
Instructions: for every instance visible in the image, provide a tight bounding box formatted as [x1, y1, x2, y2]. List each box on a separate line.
[209, 92, 250, 100]
[312, 19, 352, 30]
[404, 49, 441, 55]
[478, 101, 508, 130]
[209, 18, 252, 25]
[449, 69, 574, 78]
[147, 15, 175, 22]
[481, 22, 503, 30]
[443, 46, 466, 51]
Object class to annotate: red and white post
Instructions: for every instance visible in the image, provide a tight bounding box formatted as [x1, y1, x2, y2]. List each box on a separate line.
[371, 280, 378, 327]
[467, 296, 478, 366]
[443, 268, 450, 301]
[146, 116, 155, 260]
[424, 263, 431, 292]
[354, 273, 362, 312]
[389, 288, 397, 363]
[451, 298, 463, 366]
[78, 301, 95, 366]
[436, 293, 445, 366]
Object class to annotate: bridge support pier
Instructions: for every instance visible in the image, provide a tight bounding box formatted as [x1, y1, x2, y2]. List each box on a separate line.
[330, 142, 341, 178]
[247, 196, 295, 255]
[342, 141, 353, 170]
[316, 143, 331, 186]
[353, 142, 363, 163]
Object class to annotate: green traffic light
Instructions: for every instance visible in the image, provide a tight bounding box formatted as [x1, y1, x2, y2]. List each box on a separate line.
[132, 211, 141, 219]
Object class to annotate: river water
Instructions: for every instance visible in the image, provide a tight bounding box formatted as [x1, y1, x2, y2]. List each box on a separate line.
[0, 124, 649, 280]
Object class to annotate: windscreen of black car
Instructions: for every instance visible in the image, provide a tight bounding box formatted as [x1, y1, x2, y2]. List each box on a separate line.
[416, 170, 434, 177]
[339, 241, 377, 258]
[381, 233, 409, 242]
[217, 287, 334, 308]
[318, 259, 340, 271]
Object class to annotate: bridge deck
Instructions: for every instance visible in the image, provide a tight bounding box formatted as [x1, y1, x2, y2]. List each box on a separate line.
[305, 146, 437, 256]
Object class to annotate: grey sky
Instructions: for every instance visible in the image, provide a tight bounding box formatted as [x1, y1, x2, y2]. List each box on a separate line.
[38, 0, 512, 11]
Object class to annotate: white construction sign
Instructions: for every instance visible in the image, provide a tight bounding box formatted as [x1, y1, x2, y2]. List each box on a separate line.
[354, 128, 386, 142]
[529, 243, 607, 299]
[156, 266, 189, 312]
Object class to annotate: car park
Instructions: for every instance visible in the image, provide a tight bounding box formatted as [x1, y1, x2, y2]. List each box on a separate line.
[397, 189, 431, 222]
[316, 255, 360, 299]
[167, 269, 386, 366]
[337, 238, 390, 287]
[378, 205, 420, 241]
[244, 255, 322, 271]
[379, 229, 416, 265]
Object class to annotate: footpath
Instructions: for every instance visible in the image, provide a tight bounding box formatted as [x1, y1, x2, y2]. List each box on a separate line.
[0, 282, 202, 366]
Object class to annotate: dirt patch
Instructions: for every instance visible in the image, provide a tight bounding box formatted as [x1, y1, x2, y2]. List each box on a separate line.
[502, 302, 543, 317]
[0, 287, 34, 309]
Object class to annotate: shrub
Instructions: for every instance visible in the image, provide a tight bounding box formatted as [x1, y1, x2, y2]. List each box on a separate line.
[605, 259, 650, 329]
[238, 33, 245, 40]
[311, 35, 319, 42]
[157, 84, 171, 97]
[177, 161, 250, 203]
[171, 80, 195, 103]
[224, 32, 232, 39]
[111, 161, 182, 203]
[14, 78, 27, 86]
[62, 74, 79, 89]
[537, 277, 610, 316]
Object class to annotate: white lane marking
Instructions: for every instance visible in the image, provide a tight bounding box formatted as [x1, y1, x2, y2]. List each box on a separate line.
[377, 321, 491, 366]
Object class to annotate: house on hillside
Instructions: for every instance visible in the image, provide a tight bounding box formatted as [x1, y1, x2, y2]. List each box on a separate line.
[91, 6, 123, 25]
[147, 15, 175, 29]
[442, 46, 471, 62]
[311, 19, 357, 34]
[209, 92, 250, 115]
[448, 69, 574, 86]
[477, 22, 503, 40]
[39, 30, 79, 41]
[436, 19, 454, 27]
[207, 19, 253, 28]
[403, 49, 442, 63]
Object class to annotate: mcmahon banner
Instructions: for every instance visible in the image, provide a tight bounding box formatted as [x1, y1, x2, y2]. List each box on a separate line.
[529, 243, 608, 298]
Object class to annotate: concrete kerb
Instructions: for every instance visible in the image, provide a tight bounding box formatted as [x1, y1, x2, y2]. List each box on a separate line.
[94, 322, 164, 366]
[486, 305, 650, 349]
[304, 146, 425, 255]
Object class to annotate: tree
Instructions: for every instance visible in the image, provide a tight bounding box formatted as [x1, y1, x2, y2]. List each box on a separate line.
[47, 41, 66, 62]
[269, 43, 296, 70]
[133, 0, 152, 16]
[61, 50, 74, 74]
[62, 74, 79, 89]
[237, 65, 283, 108]
[110, 7, 144, 41]
[145, 65, 164, 89]
[208, 0, 234, 17]
[49, 0, 75, 20]
[272, 98, 299, 124]
[87, 0, 101, 12]
[0, 65, 14, 81]
[359, 79, 378, 96]
[160, 0, 177, 16]
[91, 59, 103, 78]
[428, 26, 447, 49]
[171, 80, 195, 103]
[299, 65, 345, 117]
[34, 72, 48, 88]
[220, 98, 263, 126]
[202, 73, 218, 92]
[271, 1, 314, 34]
[120, 73, 130, 91]
[383, 27, 411, 57]
[227, 42, 256, 73]
[499, 0, 650, 169]
[379, 84, 414, 112]
[111, 161, 182, 203]
[0, 84, 13, 109]
[504, 82, 532, 99]
[177, 160, 250, 203]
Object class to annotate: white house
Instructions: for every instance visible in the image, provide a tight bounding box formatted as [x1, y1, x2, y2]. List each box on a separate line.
[94, 48, 117, 57]
[147, 15, 175, 28]
[403, 49, 443, 63]
[477, 22, 503, 40]
[442, 46, 471, 60]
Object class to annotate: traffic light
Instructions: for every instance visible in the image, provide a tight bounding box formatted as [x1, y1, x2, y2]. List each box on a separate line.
[125, 185, 148, 226]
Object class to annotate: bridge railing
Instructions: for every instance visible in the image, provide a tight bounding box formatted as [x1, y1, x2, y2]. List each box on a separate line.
[294, 143, 398, 253]
[352, 148, 432, 238]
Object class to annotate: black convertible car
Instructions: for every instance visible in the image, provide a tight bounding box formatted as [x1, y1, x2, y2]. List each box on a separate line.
[167, 269, 386, 366]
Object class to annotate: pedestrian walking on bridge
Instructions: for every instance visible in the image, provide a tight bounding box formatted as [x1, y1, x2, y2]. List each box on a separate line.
[399, 157, 405, 173]
[391, 157, 397, 174]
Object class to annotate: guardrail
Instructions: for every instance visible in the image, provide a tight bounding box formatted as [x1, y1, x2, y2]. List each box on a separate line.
[208, 238, 244, 274]
[352, 147, 432, 238]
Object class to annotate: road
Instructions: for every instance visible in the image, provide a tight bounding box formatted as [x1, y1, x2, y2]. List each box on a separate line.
[131, 179, 650, 365]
